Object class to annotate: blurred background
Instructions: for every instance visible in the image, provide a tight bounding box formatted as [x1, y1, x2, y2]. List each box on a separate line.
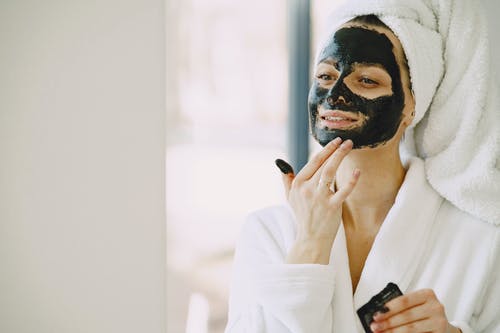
[166, 0, 345, 332]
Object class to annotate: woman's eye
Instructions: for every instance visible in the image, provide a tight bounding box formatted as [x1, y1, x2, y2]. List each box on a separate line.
[360, 77, 378, 85]
[316, 73, 338, 83]
[317, 74, 332, 80]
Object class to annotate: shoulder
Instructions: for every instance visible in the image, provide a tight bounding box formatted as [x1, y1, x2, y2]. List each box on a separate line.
[407, 154, 499, 242]
[432, 199, 499, 265]
[436, 200, 498, 237]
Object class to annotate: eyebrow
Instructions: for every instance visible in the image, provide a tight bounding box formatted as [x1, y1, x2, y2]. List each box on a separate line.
[320, 59, 336, 65]
[319, 58, 340, 70]
[351, 62, 389, 71]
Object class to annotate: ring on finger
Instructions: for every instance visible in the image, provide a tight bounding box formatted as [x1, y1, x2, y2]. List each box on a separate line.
[318, 178, 335, 192]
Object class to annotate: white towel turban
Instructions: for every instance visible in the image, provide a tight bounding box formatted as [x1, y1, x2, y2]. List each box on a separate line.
[319, 0, 500, 225]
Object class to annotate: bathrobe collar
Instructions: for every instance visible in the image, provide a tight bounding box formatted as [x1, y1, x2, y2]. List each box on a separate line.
[330, 157, 443, 329]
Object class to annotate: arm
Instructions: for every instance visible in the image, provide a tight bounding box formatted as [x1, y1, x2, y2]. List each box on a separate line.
[225, 214, 336, 333]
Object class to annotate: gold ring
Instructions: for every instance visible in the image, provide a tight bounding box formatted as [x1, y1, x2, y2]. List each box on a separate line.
[318, 178, 335, 191]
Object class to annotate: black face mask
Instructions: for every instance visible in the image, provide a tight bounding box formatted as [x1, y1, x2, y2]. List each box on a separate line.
[308, 27, 405, 149]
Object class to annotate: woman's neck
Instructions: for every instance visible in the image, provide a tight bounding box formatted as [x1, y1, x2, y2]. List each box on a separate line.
[336, 142, 406, 230]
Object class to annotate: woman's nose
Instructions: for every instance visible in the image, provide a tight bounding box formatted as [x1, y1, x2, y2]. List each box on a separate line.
[326, 95, 347, 106]
[326, 78, 348, 106]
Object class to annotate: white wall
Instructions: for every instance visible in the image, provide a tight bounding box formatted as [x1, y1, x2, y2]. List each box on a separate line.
[0, 1, 166, 332]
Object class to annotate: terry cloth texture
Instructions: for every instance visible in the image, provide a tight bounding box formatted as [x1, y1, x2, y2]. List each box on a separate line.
[317, 0, 500, 226]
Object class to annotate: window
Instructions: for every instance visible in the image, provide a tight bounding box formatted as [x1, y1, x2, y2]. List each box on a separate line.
[166, 1, 345, 331]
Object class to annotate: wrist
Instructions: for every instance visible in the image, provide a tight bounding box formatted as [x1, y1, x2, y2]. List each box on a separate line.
[285, 238, 334, 264]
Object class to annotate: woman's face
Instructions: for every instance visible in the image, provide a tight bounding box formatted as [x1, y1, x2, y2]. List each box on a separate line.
[308, 23, 414, 149]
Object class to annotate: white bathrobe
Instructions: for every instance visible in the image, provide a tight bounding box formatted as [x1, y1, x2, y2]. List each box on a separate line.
[225, 158, 499, 333]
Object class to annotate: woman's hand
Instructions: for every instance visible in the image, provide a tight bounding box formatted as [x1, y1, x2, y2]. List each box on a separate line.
[370, 289, 462, 333]
[275, 137, 360, 265]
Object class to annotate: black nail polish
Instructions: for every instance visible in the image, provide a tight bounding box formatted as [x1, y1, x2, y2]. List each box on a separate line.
[275, 159, 294, 175]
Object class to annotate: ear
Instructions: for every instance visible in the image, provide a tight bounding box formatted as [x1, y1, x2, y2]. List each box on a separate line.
[402, 108, 415, 127]
[401, 89, 416, 127]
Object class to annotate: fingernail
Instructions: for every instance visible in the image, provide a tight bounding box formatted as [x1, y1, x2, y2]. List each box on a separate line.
[340, 139, 353, 149]
[325, 137, 342, 147]
[353, 168, 360, 177]
[275, 159, 294, 174]
[370, 322, 380, 332]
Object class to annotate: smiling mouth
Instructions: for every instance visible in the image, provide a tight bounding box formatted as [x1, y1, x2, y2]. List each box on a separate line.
[317, 110, 364, 130]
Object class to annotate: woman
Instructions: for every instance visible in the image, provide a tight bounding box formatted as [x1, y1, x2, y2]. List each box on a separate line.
[225, 1, 499, 332]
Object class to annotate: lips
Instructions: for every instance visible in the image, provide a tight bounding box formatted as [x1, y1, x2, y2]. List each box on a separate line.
[318, 109, 361, 129]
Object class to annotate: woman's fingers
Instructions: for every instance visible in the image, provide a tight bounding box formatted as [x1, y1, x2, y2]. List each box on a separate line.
[294, 137, 342, 182]
[370, 303, 429, 332]
[378, 289, 433, 318]
[275, 159, 295, 198]
[371, 317, 434, 333]
[275, 158, 294, 175]
[371, 289, 449, 333]
[329, 168, 360, 203]
[317, 139, 353, 184]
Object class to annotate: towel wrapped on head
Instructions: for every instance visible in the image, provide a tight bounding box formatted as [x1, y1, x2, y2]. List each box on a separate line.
[319, 0, 500, 225]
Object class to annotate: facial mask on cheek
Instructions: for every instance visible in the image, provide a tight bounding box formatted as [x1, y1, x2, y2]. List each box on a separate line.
[309, 27, 405, 149]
